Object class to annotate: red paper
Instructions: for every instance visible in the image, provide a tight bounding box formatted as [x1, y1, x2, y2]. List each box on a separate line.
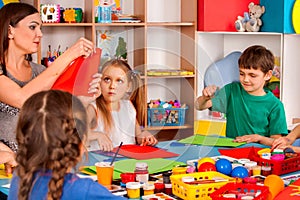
[52, 48, 101, 96]
[274, 179, 300, 200]
[111, 144, 179, 160]
[218, 147, 262, 159]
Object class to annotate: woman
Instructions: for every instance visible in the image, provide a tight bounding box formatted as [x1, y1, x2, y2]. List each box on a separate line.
[0, 2, 99, 152]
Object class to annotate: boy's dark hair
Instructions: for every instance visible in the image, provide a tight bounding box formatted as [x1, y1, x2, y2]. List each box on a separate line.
[16, 90, 87, 200]
[238, 45, 274, 74]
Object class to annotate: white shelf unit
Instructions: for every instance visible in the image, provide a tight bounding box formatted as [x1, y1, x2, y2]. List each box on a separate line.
[196, 31, 300, 125]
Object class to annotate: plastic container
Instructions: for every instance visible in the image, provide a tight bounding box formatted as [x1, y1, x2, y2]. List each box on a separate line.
[120, 172, 136, 184]
[170, 172, 236, 200]
[135, 162, 149, 183]
[147, 107, 188, 126]
[126, 182, 141, 199]
[98, 5, 112, 23]
[210, 183, 269, 200]
[250, 152, 300, 175]
[143, 183, 155, 196]
[154, 182, 165, 193]
[244, 161, 257, 176]
[172, 167, 187, 175]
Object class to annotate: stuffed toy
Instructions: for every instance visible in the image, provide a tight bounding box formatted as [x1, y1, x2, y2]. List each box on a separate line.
[235, 2, 265, 32]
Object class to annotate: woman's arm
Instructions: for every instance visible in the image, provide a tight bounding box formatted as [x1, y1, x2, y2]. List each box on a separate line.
[0, 37, 94, 108]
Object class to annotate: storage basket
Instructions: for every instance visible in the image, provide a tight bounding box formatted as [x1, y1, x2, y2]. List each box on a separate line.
[147, 107, 188, 126]
[249, 152, 300, 175]
[210, 183, 269, 200]
[170, 172, 236, 200]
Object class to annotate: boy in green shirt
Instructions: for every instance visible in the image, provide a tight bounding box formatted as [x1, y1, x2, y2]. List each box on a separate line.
[195, 45, 288, 146]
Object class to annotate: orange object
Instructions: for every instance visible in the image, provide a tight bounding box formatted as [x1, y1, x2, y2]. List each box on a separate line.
[264, 174, 284, 200]
[95, 162, 114, 186]
[52, 48, 101, 96]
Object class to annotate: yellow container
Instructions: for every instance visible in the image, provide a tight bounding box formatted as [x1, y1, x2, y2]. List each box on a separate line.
[126, 182, 141, 199]
[172, 167, 187, 175]
[170, 172, 236, 200]
[143, 183, 155, 196]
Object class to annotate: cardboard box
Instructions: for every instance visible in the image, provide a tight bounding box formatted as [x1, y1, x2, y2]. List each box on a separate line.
[260, 0, 296, 33]
[197, 0, 259, 31]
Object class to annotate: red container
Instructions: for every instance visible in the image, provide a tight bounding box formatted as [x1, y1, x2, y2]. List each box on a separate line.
[120, 173, 136, 184]
[210, 183, 269, 200]
[197, 0, 259, 31]
[250, 153, 300, 175]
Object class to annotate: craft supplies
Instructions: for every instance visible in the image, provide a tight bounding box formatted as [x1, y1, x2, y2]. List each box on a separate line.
[120, 172, 135, 184]
[154, 182, 165, 194]
[135, 162, 149, 183]
[264, 175, 285, 199]
[143, 183, 155, 196]
[172, 167, 187, 175]
[126, 182, 141, 199]
[244, 161, 257, 176]
[95, 162, 114, 186]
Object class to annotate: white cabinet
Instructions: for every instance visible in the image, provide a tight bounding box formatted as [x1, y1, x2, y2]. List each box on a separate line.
[196, 32, 300, 125]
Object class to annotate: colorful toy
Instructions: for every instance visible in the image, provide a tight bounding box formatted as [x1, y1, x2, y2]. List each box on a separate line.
[197, 157, 215, 167]
[215, 158, 232, 175]
[231, 166, 249, 178]
[198, 162, 216, 172]
[63, 8, 83, 23]
[0, 0, 19, 8]
[40, 4, 60, 23]
[235, 2, 265, 32]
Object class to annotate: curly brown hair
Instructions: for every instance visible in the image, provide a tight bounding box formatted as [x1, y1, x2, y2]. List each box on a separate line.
[15, 90, 87, 200]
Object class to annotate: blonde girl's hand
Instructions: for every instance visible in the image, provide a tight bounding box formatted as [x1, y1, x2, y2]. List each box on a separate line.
[140, 131, 158, 146]
[96, 134, 114, 152]
[88, 73, 102, 98]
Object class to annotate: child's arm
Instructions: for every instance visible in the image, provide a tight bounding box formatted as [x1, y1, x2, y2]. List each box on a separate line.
[272, 124, 300, 149]
[0, 143, 17, 175]
[234, 134, 281, 146]
[195, 85, 218, 110]
[135, 121, 158, 146]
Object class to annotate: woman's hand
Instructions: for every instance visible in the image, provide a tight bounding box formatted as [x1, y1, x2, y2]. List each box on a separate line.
[64, 37, 95, 61]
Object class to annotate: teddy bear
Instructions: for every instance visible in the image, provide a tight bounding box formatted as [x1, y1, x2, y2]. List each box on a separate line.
[235, 2, 265, 32]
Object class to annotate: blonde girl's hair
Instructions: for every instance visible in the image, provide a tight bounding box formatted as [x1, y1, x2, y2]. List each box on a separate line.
[96, 59, 145, 133]
[16, 90, 87, 200]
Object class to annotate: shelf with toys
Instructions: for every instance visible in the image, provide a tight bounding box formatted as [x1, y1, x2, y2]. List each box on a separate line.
[195, 0, 300, 127]
[27, 0, 197, 136]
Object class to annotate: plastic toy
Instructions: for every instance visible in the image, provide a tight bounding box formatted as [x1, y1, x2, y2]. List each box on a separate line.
[63, 8, 83, 23]
[198, 162, 216, 172]
[215, 158, 232, 175]
[40, 4, 60, 23]
[0, 0, 19, 8]
[235, 2, 265, 32]
[231, 166, 249, 178]
[197, 157, 215, 167]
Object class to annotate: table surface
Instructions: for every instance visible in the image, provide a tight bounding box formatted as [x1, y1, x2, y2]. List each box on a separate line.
[1, 140, 297, 196]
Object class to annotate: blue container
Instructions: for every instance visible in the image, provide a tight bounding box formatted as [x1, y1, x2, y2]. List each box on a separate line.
[260, 0, 295, 33]
[147, 107, 188, 126]
[98, 5, 112, 23]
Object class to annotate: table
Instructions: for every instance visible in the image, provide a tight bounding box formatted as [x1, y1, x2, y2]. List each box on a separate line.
[0, 140, 294, 197]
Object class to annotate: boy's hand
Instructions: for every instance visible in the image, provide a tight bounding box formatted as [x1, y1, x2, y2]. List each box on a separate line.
[234, 134, 262, 143]
[202, 85, 218, 99]
[272, 137, 291, 150]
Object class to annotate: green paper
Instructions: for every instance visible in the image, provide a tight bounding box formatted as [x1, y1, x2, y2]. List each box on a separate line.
[179, 135, 246, 147]
[113, 158, 185, 179]
[81, 158, 185, 180]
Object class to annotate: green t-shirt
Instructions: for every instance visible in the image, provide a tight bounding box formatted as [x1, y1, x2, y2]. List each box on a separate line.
[211, 82, 288, 138]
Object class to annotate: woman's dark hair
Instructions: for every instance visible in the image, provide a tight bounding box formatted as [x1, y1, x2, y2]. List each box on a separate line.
[0, 3, 38, 75]
[16, 90, 87, 200]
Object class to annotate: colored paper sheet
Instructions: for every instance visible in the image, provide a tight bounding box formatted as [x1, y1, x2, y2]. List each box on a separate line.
[0, 164, 12, 179]
[90, 150, 124, 158]
[178, 135, 246, 147]
[80, 158, 185, 180]
[52, 48, 101, 96]
[111, 144, 179, 160]
[218, 147, 262, 159]
[274, 179, 300, 200]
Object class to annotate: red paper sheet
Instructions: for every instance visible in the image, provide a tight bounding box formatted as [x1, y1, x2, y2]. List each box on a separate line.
[218, 147, 262, 159]
[111, 144, 179, 160]
[274, 179, 300, 200]
[52, 48, 101, 96]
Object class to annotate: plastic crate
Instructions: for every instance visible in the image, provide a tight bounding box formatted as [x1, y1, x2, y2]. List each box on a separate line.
[249, 152, 300, 175]
[210, 183, 269, 200]
[147, 107, 188, 126]
[170, 172, 236, 200]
